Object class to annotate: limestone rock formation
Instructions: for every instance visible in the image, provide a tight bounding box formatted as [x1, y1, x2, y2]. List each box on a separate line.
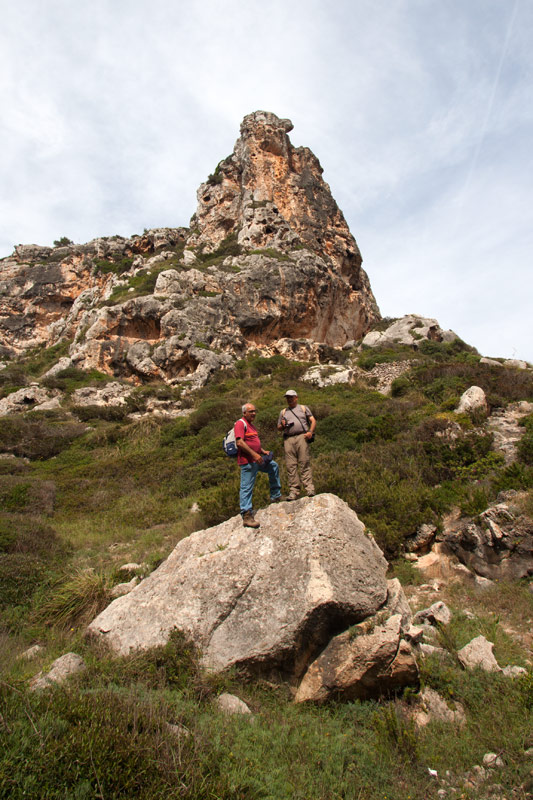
[0, 112, 380, 389]
[441, 496, 533, 581]
[362, 314, 458, 349]
[87, 494, 394, 681]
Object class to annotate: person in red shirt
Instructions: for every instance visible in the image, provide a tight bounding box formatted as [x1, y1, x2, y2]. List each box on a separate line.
[235, 403, 282, 528]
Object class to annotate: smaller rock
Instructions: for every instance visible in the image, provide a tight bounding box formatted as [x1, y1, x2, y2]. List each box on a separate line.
[406, 523, 437, 553]
[504, 359, 528, 370]
[483, 753, 504, 768]
[469, 764, 487, 783]
[118, 562, 144, 573]
[455, 386, 488, 416]
[383, 578, 412, 630]
[182, 249, 197, 266]
[166, 722, 191, 739]
[110, 577, 139, 598]
[418, 644, 447, 657]
[294, 614, 418, 703]
[30, 653, 86, 691]
[190, 502, 200, 513]
[413, 687, 466, 728]
[502, 665, 527, 678]
[480, 357, 503, 367]
[404, 625, 425, 645]
[216, 693, 252, 715]
[19, 644, 45, 661]
[457, 635, 501, 672]
[414, 601, 452, 627]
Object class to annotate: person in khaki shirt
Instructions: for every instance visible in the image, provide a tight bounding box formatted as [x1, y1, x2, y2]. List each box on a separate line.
[277, 390, 316, 501]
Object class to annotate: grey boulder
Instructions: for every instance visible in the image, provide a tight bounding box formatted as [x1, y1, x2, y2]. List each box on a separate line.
[87, 494, 389, 679]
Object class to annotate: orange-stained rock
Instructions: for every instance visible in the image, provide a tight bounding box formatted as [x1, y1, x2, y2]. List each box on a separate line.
[0, 114, 380, 385]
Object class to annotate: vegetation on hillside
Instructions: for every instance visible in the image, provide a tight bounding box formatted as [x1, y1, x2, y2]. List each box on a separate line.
[0, 342, 532, 798]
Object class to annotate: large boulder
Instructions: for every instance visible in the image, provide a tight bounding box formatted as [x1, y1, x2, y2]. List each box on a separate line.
[87, 494, 390, 679]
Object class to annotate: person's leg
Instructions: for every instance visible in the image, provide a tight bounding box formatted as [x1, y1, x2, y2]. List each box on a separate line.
[258, 459, 281, 499]
[239, 463, 258, 515]
[295, 435, 315, 494]
[284, 438, 300, 499]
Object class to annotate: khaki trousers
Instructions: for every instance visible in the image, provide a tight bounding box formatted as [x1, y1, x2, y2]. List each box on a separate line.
[284, 434, 315, 496]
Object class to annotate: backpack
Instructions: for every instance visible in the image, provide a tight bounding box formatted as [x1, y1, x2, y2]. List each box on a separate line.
[223, 419, 247, 457]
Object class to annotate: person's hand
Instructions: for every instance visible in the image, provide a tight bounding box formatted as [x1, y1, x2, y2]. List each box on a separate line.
[254, 453, 264, 464]
[304, 431, 313, 440]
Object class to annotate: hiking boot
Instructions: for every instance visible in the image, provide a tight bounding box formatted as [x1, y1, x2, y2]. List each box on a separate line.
[307, 491, 316, 497]
[287, 494, 299, 502]
[270, 495, 289, 503]
[242, 511, 260, 528]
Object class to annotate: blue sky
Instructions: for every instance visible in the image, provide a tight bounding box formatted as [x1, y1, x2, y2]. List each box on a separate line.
[1, 0, 531, 360]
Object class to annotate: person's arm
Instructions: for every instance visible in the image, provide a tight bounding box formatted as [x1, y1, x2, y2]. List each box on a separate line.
[304, 410, 316, 440]
[277, 410, 286, 432]
[236, 437, 264, 463]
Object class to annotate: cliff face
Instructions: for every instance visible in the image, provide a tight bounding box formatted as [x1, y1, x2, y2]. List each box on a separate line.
[0, 111, 380, 387]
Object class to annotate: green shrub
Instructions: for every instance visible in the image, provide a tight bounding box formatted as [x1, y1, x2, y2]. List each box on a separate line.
[71, 404, 130, 422]
[42, 367, 109, 393]
[18, 339, 72, 378]
[93, 256, 134, 275]
[0, 416, 87, 460]
[53, 236, 73, 246]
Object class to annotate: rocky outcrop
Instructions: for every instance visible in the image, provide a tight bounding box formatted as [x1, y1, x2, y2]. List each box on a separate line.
[487, 401, 533, 464]
[87, 494, 399, 683]
[409, 493, 533, 582]
[442, 497, 533, 581]
[0, 112, 380, 390]
[362, 314, 458, 350]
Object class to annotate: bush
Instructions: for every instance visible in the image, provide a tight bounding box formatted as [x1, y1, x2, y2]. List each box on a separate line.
[42, 367, 109, 393]
[94, 256, 134, 275]
[0, 416, 87, 460]
[72, 404, 130, 422]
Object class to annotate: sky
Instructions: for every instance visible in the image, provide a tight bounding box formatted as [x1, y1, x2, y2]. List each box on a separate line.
[1, 0, 532, 361]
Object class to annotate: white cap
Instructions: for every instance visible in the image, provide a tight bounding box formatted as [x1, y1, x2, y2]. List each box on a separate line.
[285, 389, 298, 397]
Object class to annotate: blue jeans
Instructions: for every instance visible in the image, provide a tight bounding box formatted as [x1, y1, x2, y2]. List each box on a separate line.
[239, 460, 281, 514]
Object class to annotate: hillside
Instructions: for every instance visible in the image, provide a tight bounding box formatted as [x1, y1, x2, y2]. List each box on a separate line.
[0, 112, 532, 800]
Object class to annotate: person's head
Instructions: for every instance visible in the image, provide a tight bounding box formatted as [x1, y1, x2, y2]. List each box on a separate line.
[242, 403, 257, 422]
[285, 389, 298, 408]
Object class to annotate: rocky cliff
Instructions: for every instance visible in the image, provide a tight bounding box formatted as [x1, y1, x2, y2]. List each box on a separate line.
[0, 111, 380, 387]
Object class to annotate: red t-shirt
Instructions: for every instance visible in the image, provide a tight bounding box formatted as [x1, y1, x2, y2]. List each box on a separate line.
[234, 418, 261, 465]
